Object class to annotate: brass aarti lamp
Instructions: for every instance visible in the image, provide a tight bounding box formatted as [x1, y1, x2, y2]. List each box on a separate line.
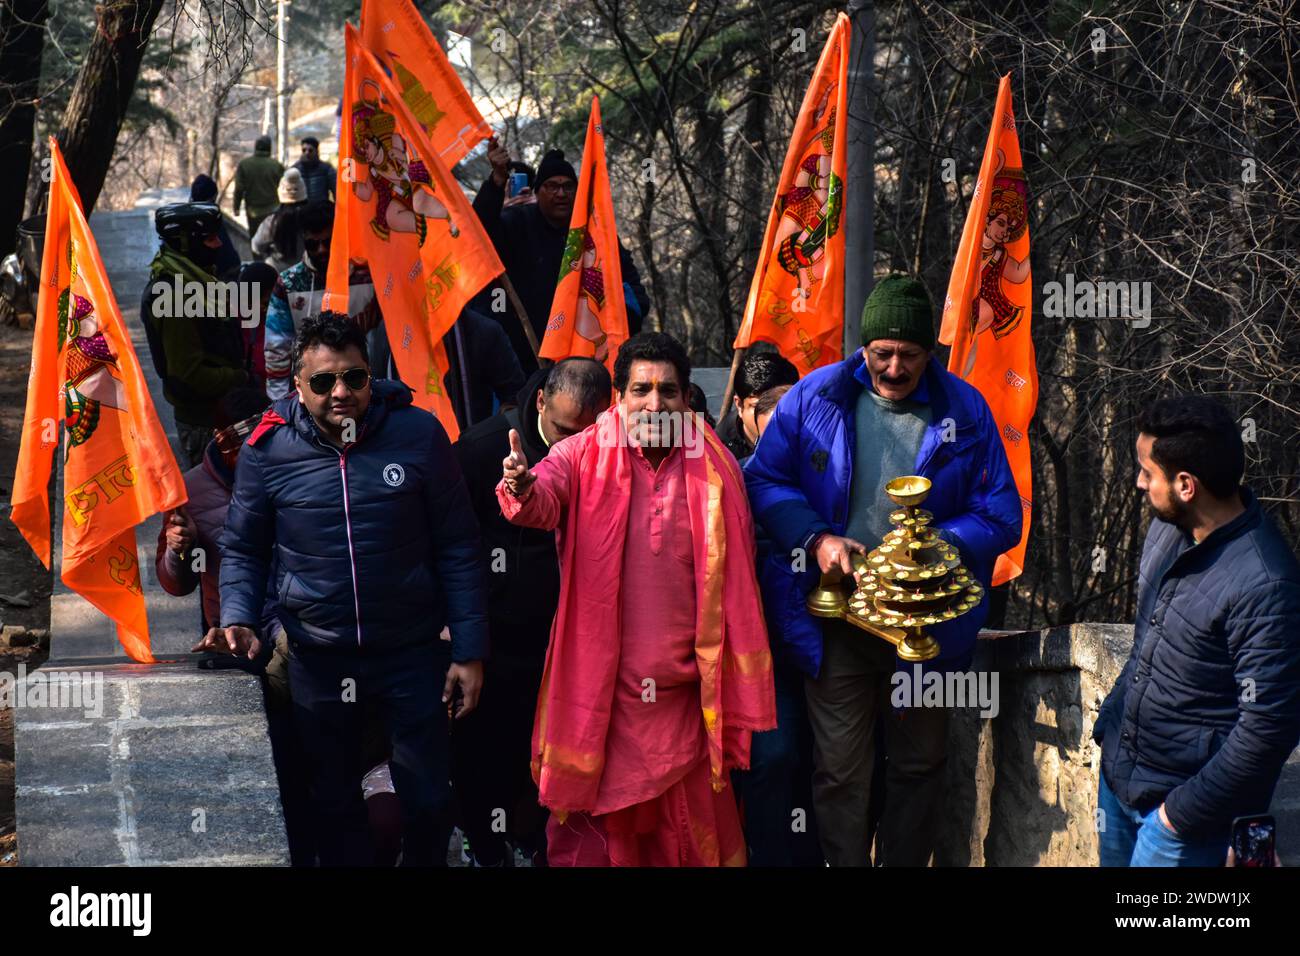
[806, 476, 984, 662]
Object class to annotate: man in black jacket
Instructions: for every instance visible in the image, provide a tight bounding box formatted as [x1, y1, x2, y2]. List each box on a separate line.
[444, 305, 527, 429]
[201, 313, 488, 866]
[471, 141, 650, 373]
[450, 357, 612, 865]
[1094, 396, 1300, 866]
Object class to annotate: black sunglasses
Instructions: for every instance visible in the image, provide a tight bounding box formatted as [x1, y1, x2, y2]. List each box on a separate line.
[306, 367, 370, 396]
[304, 237, 330, 252]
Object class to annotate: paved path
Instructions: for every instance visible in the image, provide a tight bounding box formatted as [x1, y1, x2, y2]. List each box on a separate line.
[15, 198, 288, 866]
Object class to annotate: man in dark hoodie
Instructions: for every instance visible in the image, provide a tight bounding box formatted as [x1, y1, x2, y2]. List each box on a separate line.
[450, 357, 612, 865]
[472, 141, 650, 373]
[292, 136, 337, 204]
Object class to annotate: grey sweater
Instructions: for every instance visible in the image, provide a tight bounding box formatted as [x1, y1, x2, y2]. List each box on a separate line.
[844, 388, 932, 546]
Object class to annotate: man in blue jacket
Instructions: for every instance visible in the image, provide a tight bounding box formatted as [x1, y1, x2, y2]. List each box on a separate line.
[201, 313, 488, 866]
[745, 275, 1022, 866]
[1094, 396, 1300, 866]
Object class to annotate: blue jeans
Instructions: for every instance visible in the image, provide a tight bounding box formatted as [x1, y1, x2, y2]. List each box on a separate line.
[1097, 771, 1227, 867]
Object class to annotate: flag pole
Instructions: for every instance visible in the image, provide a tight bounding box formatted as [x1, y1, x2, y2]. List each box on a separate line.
[451, 317, 473, 425]
[844, 0, 875, 359]
[718, 346, 746, 421]
[500, 273, 541, 359]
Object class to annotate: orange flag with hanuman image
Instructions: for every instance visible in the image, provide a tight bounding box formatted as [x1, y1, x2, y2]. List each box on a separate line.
[326, 23, 505, 441]
[540, 95, 627, 378]
[734, 12, 849, 373]
[359, 0, 492, 166]
[939, 73, 1037, 586]
[10, 140, 188, 662]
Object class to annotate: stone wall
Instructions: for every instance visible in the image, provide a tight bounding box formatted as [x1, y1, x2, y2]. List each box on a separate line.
[937, 624, 1300, 866]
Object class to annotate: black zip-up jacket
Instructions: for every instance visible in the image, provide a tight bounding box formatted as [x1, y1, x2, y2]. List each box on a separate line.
[470, 176, 649, 373]
[219, 380, 488, 662]
[1094, 487, 1300, 835]
[452, 369, 557, 671]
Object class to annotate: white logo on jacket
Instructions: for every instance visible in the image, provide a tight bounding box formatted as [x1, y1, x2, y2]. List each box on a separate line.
[382, 463, 405, 487]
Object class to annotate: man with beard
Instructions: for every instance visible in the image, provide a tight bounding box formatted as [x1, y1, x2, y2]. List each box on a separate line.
[1093, 396, 1300, 866]
[497, 332, 775, 866]
[451, 357, 612, 865]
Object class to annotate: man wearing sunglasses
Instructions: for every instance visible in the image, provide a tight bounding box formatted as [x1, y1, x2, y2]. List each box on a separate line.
[472, 142, 651, 373]
[208, 313, 488, 866]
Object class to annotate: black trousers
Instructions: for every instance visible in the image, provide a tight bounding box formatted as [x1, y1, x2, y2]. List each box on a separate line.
[804, 622, 951, 867]
[289, 641, 451, 866]
[450, 661, 547, 865]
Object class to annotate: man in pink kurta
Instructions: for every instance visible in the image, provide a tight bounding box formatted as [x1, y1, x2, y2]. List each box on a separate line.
[496, 332, 776, 866]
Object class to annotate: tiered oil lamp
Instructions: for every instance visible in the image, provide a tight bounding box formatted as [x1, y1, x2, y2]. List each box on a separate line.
[806, 476, 984, 662]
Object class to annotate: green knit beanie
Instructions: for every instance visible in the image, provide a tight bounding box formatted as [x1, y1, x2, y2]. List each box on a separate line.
[859, 274, 936, 350]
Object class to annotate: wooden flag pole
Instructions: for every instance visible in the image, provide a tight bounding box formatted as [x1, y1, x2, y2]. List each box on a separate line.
[500, 273, 541, 359]
[718, 345, 747, 420]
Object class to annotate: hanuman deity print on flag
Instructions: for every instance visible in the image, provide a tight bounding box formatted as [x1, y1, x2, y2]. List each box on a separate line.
[965, 147, 1030, 378]
[59, 242, 127, 454]
[350, 78, 460, 246]
[559, 224, 609, 362]
[775, 86, 843, 305]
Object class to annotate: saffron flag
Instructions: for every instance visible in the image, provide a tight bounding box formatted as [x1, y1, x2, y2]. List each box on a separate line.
[938, 73, 1037, 586]
[359, 0, 491, 165]
[10, 140, 188, 662]
[327, 23, 505, 440]
[734, 12, 849, 373]
[540, 95, 627, 377]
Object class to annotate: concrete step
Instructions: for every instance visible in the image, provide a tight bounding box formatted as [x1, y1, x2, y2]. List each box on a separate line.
[15, 661, 288, 865]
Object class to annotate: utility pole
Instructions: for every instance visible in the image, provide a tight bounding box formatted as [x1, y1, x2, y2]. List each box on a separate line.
[843, 0, 875, 360]
[276, 0, 290, 164]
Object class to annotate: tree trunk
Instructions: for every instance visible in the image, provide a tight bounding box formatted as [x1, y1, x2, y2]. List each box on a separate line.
[55, 0, 166, 213]
[0, 0, 49, 257]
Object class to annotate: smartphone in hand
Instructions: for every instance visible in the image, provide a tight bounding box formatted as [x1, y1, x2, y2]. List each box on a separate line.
[1230, 814, 1276, 867]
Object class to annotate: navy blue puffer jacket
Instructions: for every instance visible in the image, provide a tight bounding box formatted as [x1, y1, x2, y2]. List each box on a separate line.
[1095, 487, 1300, 835]
[219, 380, 489, 661]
